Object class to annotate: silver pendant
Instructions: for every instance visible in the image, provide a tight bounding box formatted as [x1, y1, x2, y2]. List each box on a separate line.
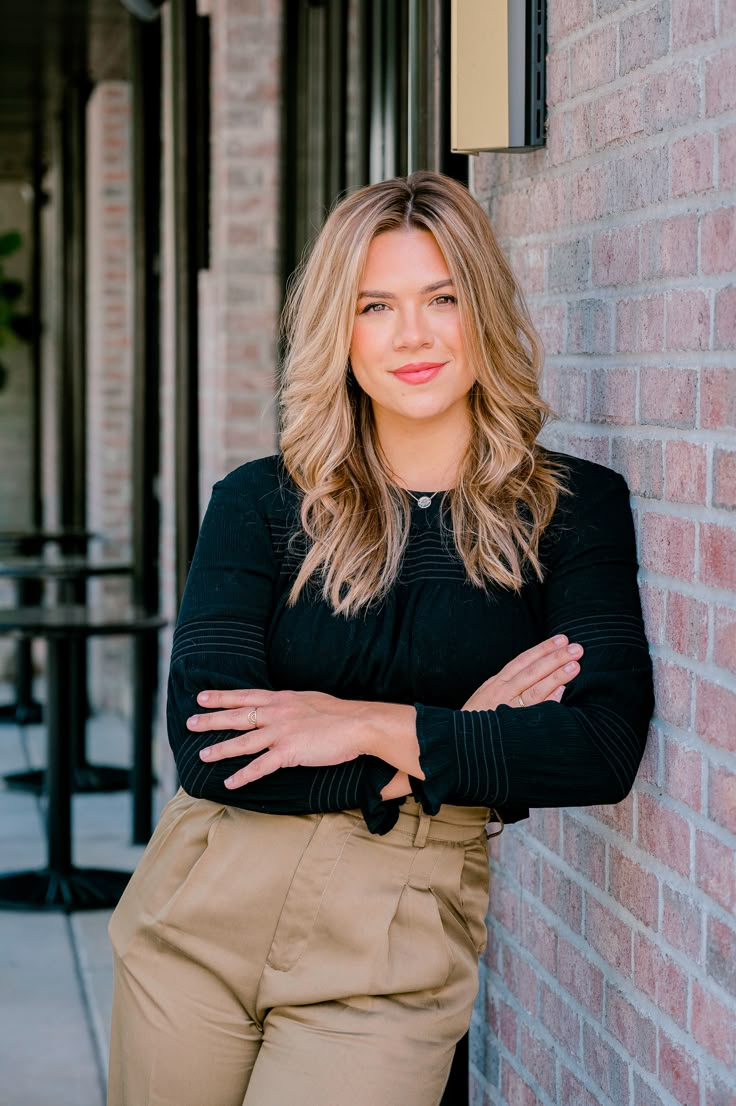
[417, 495, 433, 509]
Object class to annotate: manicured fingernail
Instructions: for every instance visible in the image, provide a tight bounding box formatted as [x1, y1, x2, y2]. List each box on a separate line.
[224, 776, 236, 788]
[198, 692, 209, 703]
[564, 660, 578, 672]
[554, 635, 566, 645]
[199, 746, 211, 760]
[567, 643, 581, 654]
[187, 715, 199, 727]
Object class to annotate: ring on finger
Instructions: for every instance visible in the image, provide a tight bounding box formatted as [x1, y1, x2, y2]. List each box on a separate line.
[248, 708, 258, 728]
[517, 693, 526, 708]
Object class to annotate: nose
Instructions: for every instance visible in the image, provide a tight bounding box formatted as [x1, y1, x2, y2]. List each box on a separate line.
[392, 305, 433, 350]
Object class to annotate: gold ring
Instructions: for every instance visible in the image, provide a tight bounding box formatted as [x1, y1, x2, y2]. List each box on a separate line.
[248, 708, 258, 727]
[517, 693, 525, 708]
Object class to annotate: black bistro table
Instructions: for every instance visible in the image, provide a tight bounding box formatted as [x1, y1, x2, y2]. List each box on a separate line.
[0, 557, 133, 795]
[0, 605, 165, 911]
[0, 529, 96, 724]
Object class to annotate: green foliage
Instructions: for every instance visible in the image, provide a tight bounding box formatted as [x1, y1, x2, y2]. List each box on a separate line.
[0, 229, 33, 389]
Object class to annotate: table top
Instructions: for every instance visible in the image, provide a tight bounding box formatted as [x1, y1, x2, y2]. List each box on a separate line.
[0, 605, 167, 637]
[0, 558, 133, 579]
[0, 529, 96, 545]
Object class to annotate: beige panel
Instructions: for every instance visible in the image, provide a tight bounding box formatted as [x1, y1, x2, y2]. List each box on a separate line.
[451, 0, 510, 153]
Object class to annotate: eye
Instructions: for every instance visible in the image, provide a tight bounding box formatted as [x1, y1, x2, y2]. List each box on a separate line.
[360, 302, 389, 314]
[432, 295, 457, 306]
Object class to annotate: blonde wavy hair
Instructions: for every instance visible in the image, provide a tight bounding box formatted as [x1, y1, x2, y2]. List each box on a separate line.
[279, 170, 569, 616]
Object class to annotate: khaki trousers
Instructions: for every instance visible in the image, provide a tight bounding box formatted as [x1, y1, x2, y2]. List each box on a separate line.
[107, 788, 491, 1106]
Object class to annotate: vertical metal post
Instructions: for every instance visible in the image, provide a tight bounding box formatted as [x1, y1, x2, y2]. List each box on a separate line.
[170, 0, 201, 604]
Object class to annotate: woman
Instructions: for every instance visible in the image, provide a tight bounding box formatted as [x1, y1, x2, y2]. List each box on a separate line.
[108, 171, 654, 1106]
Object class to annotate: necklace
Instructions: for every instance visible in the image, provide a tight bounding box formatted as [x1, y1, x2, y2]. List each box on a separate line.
[406, 489, 441, 509]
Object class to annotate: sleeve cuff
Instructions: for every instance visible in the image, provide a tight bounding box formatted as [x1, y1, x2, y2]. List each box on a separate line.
[359, 756, 403, 835]
[410, 703, 461, 815]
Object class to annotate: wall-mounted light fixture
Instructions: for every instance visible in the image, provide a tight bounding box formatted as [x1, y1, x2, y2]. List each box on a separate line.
[451, 0, 547, 153]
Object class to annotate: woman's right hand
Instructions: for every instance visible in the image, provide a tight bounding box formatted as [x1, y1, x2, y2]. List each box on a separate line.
[462, 634, 583, 711]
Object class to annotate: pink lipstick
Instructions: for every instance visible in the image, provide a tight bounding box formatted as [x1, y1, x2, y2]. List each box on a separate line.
[391, 361, 447, 385]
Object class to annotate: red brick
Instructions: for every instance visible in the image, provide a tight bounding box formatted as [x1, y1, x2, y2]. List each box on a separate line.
[672, 132, 715, 197]
[638, 726, 661, 787]
[495, 877, 521, 936]
[605, 987, 656, 1072]
[652, 657, 692, 728]
[713, 448, 736, 509]
[611, 437, 663, 499]
[665, 590, 708, 661]
[616, 295, 665, 354]
[547, 47, 570, 106]
[633, 1073, 668, 1106]
[702, 207, 736, 275]
[640, 583, 666, 647]
[672, 0, 717, 46]
[658, 1030, 700, 1105]
[586, 895, 633, 974]
[527, 177, 566, 233]
[606, 849, 659, 929]
[593, 227, 640, 286]
[713, 605, 736, 673]
[700, 523, 736, 591]
[527, 807, 561, 852]
[664, 440, 707, 504]
[590, 368, 636, 425]
[582, 1024, 630, 1102]
[570, 164, 607, 223]
[594, 87, 645, 148]
[500, 946, 538, 1015]
[641, 213, 698, 279]
[705, 1071, 736, 1106]
[510, 244, 544, 295]
[487, 994, 517, 1052]
[589, 790, 636, 837]
[665, 289, 710, 351]
[549, 0, 594, 39]
[663, 736, 703, 812]
[563, 814, 606, 887]
[541, 860, 582, 933]
[640, 511, 696, 579]
[695, 828, 736, 911]
[706, 917, 736, 998]
[706, 45, 736, 115]
[540, 981, 580, 1052]
[520, 1023, 556, 1100]
[645, 64, 700, 132]
[560, 1067, 599, 1106]
[566, 434, 610, 466]
[634, 932, 689, 1025]
[620, 0, 670, 74]
[701, 368, 736, 430]
[500, 1062, 535, 1106]
[718, 123, 736, 190]
[506, 834, 539, 894]
[535, 303, 566, 356]
[723, 0, 736, 30]
[558, 936, 604, 1016]
[714, 287, 736, 350]
[543, 365, 587, 421]
[637, 367, 695, 426]
[520, 901, 557, 975]
[637, 792, 691, 876]
[567, 299, 611, 355]
[662, 883, 702, 961]
[708, 762, 736, 835]
[570, 25, 617, 96]
[695, 678, 736, 752]
[565, 102, 593, 161]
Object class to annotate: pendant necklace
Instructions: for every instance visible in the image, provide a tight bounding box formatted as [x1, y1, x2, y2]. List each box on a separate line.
[406, 490, 441, 510]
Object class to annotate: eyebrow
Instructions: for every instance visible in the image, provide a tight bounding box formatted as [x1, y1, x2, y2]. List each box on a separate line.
[357, 278, 455, 300]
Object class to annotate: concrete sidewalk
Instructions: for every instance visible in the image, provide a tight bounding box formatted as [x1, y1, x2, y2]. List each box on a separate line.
[0, 688, 167, 1106]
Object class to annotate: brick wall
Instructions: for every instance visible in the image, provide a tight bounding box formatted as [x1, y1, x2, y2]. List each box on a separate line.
[86, 81, 134, 716]
[470, 3, 735, 1104]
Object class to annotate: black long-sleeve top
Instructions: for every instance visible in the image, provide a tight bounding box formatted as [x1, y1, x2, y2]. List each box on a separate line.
[167, 450, 654, 834]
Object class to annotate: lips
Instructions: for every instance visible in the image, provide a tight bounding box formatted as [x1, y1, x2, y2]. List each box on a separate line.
[391, 361, 447, 385]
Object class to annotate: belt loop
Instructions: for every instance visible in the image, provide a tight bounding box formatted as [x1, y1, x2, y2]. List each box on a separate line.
[413, 810, 432, 848]
[485, 808, 505, 839]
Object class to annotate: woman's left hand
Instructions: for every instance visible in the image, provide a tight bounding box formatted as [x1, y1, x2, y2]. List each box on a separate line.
[187, 689, 367, 789]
